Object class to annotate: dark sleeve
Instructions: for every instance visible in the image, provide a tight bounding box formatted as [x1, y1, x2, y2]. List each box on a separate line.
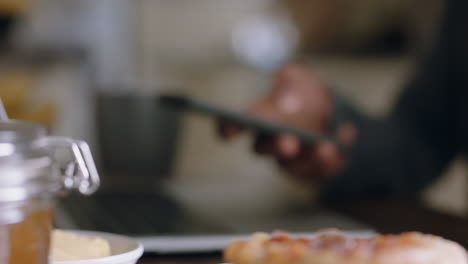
[320, 0, 465, 201]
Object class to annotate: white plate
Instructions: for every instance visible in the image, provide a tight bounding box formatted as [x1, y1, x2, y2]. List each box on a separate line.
[51, 230, 144, 264]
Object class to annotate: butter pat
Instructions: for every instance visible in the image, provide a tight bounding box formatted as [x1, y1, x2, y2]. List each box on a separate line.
[50, 230, 112, 261]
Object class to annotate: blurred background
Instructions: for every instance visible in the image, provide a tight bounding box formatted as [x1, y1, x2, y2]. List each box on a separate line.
[1, 0, 462, 221]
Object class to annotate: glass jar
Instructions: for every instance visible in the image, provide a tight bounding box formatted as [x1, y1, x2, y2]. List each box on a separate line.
[0, 120, 100, 264]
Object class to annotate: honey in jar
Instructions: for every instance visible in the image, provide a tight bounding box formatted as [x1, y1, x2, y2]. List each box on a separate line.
[0, 204, 53, 264]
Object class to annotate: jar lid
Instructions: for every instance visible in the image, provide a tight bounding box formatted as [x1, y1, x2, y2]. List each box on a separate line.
[0, 120, 100, 202]
[0, 120, 47, 144]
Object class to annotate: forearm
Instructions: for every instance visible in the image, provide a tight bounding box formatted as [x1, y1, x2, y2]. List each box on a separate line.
[320, 0, 463, 201]
[320, 101, 448, 201]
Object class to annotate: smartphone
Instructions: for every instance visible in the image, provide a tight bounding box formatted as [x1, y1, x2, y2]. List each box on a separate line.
[158, 94, 346, 150]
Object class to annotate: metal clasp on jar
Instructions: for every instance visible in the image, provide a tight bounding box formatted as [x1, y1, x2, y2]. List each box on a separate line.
[35, 137, 100, 195]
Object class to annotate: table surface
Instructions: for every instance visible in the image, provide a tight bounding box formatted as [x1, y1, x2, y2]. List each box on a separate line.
[140, 255, 221, 264]
[138, 198, 468, 264]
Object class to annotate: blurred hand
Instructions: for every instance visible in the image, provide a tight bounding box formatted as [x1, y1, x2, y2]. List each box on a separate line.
[218, 64, 356, 183]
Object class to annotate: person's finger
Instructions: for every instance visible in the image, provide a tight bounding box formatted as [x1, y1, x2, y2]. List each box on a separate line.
[271, 65, 307, 114]
[275, 134, 301, 159]
[274, 64, 312, 91]
[218, 119, 243, 139]
[247, 99, 281, 121]
[277, 144, 324, 182]
[314, 141, 346, 177]
[278, 140, 346, 183]
[277, 156, 309, 181]
[253, 134, 276, 155]
[274, 88, 302, 115]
